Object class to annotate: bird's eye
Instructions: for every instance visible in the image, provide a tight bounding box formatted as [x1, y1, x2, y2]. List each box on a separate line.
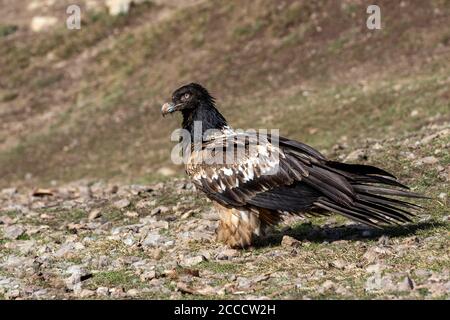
[183, 93, 190, 100]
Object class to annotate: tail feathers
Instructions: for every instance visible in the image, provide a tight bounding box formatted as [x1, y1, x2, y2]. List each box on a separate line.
[315, 199, 384, 228]
[310, 161, 426, 228]
[314, 182, 424, 227]
[315, 195, 416, 228]
[326, 161, 397, 179]
[352, 184, 427, 199]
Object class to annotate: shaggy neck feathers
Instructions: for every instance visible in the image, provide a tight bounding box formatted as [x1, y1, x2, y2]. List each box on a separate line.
[182, 101, 228, 139]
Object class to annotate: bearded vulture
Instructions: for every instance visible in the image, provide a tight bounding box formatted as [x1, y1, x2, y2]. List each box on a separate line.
[161, 83, 424, 248]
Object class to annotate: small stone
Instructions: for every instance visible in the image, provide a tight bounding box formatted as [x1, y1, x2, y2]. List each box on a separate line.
[140, 271, 156, 281]
[96, 287, 109, 296]
[114, 199, 131, 209]
[320, 280, 336, 291]
[180, 210, 195, 220]
[365, 273, 395, 292]
[281, 235, 301, 247]
[88, 209, 101, 221]
[150, 220, 169, 229]
[365, 263, 384, 273]
[110, 287, 125, 298]
[127, 289, 139, 297]
[397, 276, 414, 291]
[54, 243, 75, 257]
[30, 16, 58, 32]
[157, 167, 176, 176]
[345, 149, 367, 162]
[372, 142, 383, 150]
[330, 259, 347, 270]
[123, 237, 134, 246]
[415, 156, 438, 166]
[4, 225, 25, 239]
[181, 255, 206, 267]
[151, 248, 163, 260]
[5, 289, 20, 299]
[410, 109, 419, 117]
[141, 233, 162, 247]
[1, 188, 17, 196]
[0, 215, 14, 225]
[151, 206, 169, 216]
[106, 0, 132, 16]
[438, 193, 447, 201]
[414, 269, 431, 278]
[124, 211, 139, 218]
[64, 266, 92, 290]
[378, 235, 390, 246]
[135, 199, 155, 210]
[217, 249, 239, 260]
[77, 289, 95, 298]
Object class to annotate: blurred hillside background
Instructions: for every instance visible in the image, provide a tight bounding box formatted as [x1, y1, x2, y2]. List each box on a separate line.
[0, 0, 449, 188]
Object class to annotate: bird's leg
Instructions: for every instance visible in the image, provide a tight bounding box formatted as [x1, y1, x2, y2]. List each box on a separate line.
[215, 206, 261, 249]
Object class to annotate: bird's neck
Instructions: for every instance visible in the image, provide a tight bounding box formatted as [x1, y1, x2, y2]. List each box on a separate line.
[182, 102, 229, 140]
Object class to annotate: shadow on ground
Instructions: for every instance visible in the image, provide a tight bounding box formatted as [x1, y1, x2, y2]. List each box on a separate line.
[256, 220, 444, 247]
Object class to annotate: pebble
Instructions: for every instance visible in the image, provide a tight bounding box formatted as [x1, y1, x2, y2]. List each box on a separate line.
[151, 206, 170, 216]
[365, 263, 384, 273]
[114, 199, 131, 209]
[64, 266, 92, 290]
[414, 156, 438, 166]
[217, 249, 239, 260]
[4, 225, 25, 239]
[96, 287, 109, 296]
[140, 271, 157, 281]
[344, 149, 367, 162]
[124, 211, 139, 218]
[127, 289, 139, 297]
[397, 276, 414, 291]
[141, 232, 162, 247]
[181, 255, 206, 267]
[77, 289, 95, 298]
[281, 235, 301, 247]
[88, 209, 102, 220]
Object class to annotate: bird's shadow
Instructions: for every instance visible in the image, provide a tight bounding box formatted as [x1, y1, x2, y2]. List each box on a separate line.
[254, 220, 444, 248]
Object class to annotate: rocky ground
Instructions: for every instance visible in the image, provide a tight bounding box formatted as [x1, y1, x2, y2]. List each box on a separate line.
[1, 122, 449, 300]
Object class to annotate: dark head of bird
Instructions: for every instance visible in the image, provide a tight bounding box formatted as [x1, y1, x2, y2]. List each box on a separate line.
[161, 83, 228, 136]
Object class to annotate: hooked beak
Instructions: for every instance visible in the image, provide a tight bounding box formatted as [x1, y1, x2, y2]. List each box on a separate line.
[161, 102, 176, 117]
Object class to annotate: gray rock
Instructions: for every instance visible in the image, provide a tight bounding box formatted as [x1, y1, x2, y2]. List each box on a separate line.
[345, 149, 367, 162]
[1, 188, 17, 196]
[397, 276, 414, 291]
[54, 242, 85, 258]
[17, 240, 37, 255]
[76, 289, 95, 298]
[365, 263, 385, 274]
[151, 206, 170, 216]
[1, 255, 34, 269]
[365, 272, 396, 292]
[114, 199, 131, 209]
[414, 269, 432, 278]
[281, 235, 301, 247]
[217, 249, 239, 260]
[88, 209, 102, 220]
[96, 287, 109, 296]
[4, 225, 25, 239]
[141, 232, 162, 247]
[5, 289, 20, 299]
[65, 265, 92, 290]
[140, 271, 157, 281]
[181, 255, 206, 267]
[414, 156, 438, 166]
[127, 289, 139, 296]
